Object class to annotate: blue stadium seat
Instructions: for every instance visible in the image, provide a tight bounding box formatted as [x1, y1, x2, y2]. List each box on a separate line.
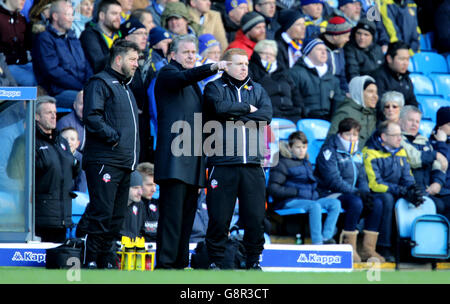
[447, 54, 450, 73]
[395, 197, 449, 268]
[428, 73, 450, 100]
[408, 59, 415, 73]
[297, 119, 330, 165]
[270, 118, 297, 141]
[411, 52, 448, 75]
[419, 120, 435, 138]
[409, 73, 435, 95]
[417, 96, 450, 122]
[57, 107, 72, 114]
[419, 32, 435, 52]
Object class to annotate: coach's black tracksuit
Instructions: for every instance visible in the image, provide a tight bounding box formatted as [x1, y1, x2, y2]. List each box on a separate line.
[203, 72, 272, 267]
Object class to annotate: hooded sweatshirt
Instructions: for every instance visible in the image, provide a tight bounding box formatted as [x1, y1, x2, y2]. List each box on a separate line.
[327, 75, 377, 149]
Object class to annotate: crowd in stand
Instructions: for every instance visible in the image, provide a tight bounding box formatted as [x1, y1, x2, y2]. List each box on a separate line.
[1, 0, 450, 268]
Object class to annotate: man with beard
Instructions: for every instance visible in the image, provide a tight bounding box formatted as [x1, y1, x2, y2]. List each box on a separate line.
[82, 40, 140, 269]
[227, 11, 266, 59]
[80, 0, 122, 73]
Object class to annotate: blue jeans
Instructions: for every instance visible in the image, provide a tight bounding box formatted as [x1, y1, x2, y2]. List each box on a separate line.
[284, 197, 341, 244]
[372, 192, 395, 247]
[8, 62, 37, 86]
[339, 193, 383, 232]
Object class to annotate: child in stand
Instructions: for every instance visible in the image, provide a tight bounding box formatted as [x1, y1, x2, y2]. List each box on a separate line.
[61, 127, 87, 193]
[268, 131, 341, 244]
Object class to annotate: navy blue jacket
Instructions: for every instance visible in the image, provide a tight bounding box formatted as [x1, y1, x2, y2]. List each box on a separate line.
[268, 144, 319, 210]
[429, 134, 450, 195]
[315, 134, 370, 196]
[32, 25, 92, 96]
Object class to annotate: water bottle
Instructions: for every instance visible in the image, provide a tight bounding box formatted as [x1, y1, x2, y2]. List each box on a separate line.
[135, 237, 146, 271]
[295, 233, 302, 245]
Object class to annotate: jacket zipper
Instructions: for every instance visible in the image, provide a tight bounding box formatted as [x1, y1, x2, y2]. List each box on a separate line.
[236, 78, 250, 164]
[124, 85, 138, 170]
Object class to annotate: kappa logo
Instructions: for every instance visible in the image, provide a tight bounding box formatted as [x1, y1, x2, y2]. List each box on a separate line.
[323, 149, 332, 161]
[211, 179, 218, 189]
[102, 173, 111, 183]
[12, 251, 46, 264]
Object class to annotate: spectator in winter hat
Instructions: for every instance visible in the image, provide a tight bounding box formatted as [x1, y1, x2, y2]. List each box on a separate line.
[300, 0, 327, 40]
[338, 0, 361, 25]
[319, 15, 352, 93]
[227, 11, 266, 59]
[198, 33, 221, 62]
[161, 1, 200, 36]
[344, 17, 384, 82]
[274, 9, 306, 68]
[221, 0, 249, 43]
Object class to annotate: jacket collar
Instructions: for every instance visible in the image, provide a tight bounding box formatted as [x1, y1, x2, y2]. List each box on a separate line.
[105, 65, 132, 85]
[222, 71, 251, 89]
[383, 63, 409, 80]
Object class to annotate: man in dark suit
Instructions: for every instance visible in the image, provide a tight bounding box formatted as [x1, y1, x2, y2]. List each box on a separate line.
[154, 34, 228, 269]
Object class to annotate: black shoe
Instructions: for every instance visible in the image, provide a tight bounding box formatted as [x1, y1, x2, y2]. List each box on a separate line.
[377, 246, 395, 263]
[246, 262, 262, 271]
[208, 263, 221, 270]
[323, 238, 336, 244]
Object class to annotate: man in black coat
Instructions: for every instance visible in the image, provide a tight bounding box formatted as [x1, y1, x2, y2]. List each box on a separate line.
[203, 48, 272, 270]
[34, 96, 80, 242]
[369, 41, 418, 120]
[154, 34, 228, 269]
[80, 0, 122, 74]
[82, 40, 140, 269]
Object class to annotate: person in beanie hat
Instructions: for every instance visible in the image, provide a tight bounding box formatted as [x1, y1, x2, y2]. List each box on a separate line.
[198, 33, 221, 62]
[121, 17, 148, 51]
[227, 11, 266, 59]
[220, 0, 249, 43]
[300, 0, 328, 40]
[319, 15, 352, 93]
[290, 37, 345, 120]
[337, 0, 361, 25]
[274, 9, 306, 68]
[144, 26, 172, 79]
[430, 106, 450, 222]
[344, 17, 384, 81]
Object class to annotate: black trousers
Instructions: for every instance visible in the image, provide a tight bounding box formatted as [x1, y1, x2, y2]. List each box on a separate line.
[205, 165, 266, 266]
[156, 179, 199, 269]
[83, 164, 131, 265]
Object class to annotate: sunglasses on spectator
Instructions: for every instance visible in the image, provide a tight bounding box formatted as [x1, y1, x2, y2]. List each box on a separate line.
[384, 104, 399, 109]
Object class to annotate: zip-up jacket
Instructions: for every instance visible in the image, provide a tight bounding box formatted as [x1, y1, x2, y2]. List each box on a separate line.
[315, 134, 370, 197]
[35, 126, 80, 228]
[362, 131, 415, 195]
[430, 134, 450, 195]
[268, 142, 319, 210]
[204, 72, 272, 166]
[83, 66, 140, 170]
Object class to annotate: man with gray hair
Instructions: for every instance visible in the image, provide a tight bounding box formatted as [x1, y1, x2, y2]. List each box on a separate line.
[399, 105, 448, 212]
[154, 34, 228, 269]
[34, 95, 80, 242]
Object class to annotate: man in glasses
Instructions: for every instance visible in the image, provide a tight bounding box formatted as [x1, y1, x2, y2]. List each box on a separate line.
[362, 120, 416, 262]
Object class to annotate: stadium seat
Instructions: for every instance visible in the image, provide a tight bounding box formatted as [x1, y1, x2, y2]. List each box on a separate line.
[417, 96, 450, 122]
[419, 120, 435, 138]
[428, 73, 450, 100]
[419, 32, 435, 52]
[395, 197, 449, 269]
[72, 191, 89, 225]
[297, 119, 330, 165]
[270, 118, 297, 141]
[411, 52, 448, 75]
[409, 73, 435, 95]
[408, 59, 415, 73]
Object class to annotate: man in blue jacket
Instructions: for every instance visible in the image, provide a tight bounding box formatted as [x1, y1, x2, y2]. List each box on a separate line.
[32, 0, 92, 109]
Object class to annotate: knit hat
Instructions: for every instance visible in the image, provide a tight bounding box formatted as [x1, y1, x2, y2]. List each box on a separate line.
[161, 2, 191, 29]
[325, 16, 353, 35]
[149, 26, 172, 46]
[302, 38, 325, 56]
[198, 33, 220, 55]
[120, 17, 146, 37]
[225, 0, 248, 14]
[436, 106, 450, 128]
[338, 0, 358, 7]
[278, 9, 305, 33]
[300, 0, 324, 6]
[240, 11, 266, 34]
[353, 18, 376, 37]
[130, 171, 143, 187]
